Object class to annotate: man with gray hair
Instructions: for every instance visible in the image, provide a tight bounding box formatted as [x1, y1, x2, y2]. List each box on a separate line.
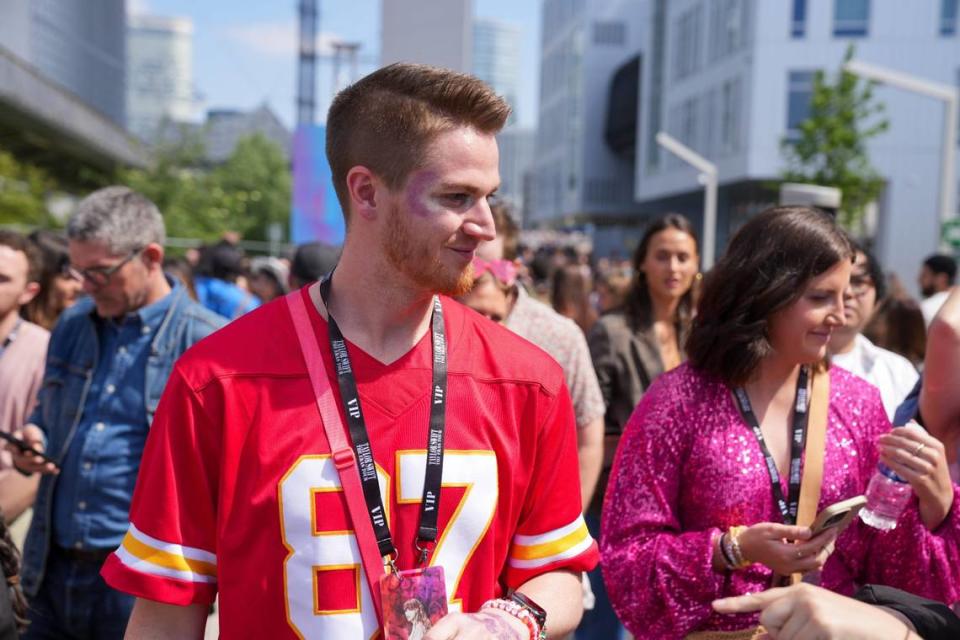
[9, 186, 224, 639]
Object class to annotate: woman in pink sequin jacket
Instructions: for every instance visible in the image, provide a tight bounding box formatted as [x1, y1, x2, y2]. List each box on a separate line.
[601, 207, 960, 639]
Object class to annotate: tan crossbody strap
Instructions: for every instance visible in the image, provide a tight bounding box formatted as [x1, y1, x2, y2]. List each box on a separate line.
[790, 367, 830, 584]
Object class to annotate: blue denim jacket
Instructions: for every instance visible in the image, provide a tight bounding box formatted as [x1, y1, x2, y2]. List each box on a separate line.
[20, 281, 225, 597]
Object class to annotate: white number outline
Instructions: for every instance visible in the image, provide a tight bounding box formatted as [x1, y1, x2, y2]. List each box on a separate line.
[278, 455, 389, 639]
[277, 451, 499, 638]
[396, 450, 499, 612]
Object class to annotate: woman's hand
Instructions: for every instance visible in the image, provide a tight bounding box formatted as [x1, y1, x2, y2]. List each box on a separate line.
[735, 523, 839, 576]
[878, 424, 954, 530]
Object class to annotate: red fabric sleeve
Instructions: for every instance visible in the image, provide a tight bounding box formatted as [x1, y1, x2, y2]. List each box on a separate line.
[502, 383, 599, 588]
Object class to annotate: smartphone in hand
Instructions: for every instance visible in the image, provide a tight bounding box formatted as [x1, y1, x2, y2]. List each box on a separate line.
[0, 431, 59, 468]
[810, 495, 867, 535]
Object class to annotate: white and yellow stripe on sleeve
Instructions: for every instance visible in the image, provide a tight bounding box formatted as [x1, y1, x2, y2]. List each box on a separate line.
[115, 523, 217, 584]
[508, 514, 594, 569]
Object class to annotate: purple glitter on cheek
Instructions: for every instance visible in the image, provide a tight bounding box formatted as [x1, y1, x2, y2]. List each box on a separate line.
[404, 171, 441, 218]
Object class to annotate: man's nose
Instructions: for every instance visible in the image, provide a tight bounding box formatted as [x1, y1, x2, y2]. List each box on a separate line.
[462, 199, 496, 242]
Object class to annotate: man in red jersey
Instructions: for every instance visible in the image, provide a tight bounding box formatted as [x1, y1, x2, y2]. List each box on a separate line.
[102, 63, 598, 639]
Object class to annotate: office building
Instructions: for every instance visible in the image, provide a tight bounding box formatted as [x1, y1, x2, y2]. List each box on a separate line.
[127, 14, 196, 141]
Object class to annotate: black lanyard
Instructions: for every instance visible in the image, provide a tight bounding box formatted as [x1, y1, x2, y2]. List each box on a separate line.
[732, 366, 809, 525]
[319, 275, 448, 565]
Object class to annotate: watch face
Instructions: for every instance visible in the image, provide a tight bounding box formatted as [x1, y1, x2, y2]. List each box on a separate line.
[510, 591, 547, 626]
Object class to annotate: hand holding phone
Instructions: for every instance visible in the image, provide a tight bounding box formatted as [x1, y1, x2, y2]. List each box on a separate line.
[3, 426, 59, 473]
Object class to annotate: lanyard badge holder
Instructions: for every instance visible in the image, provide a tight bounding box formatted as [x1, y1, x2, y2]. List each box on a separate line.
[287, 279, 450, 637]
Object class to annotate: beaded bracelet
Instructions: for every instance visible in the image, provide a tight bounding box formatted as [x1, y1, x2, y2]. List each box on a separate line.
[481, 598, 543, 640]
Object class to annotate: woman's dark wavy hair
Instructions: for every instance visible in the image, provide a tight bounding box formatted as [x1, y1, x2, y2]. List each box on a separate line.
[686, 206, 854, 387]
[0, 518, 27, 632]
[623, 213, 699, 332]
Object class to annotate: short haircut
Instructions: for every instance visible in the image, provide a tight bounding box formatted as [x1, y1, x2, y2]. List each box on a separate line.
[325, 63, 511, 221]
[490, 202, 519, 260]
[0, 229, 41, 283]
[687, 206, 854, 387]
[923, 253, 957, 284]
[197, 241, 245, 281]
[67, 186, 165, 254]
[291, 241, 340, 285]
[848, 236, 887, 301]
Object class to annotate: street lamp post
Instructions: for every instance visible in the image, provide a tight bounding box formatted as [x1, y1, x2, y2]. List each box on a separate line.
[843, 59, 959, 250]
[655, 132, 719, 269]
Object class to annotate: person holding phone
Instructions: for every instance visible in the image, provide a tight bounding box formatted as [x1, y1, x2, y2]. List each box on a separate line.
[8, 187, 225, 640]
[0, 231, 48, 527]
[600, 207, 960, 639]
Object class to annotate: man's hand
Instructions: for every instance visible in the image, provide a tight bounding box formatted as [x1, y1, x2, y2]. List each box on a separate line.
[7, 425, 58, 475]
[425, 608, 528, 640]
[712, 583, 919, 640]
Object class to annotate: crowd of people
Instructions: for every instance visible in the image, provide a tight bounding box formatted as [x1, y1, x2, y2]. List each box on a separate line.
[0, 62, 959, 639]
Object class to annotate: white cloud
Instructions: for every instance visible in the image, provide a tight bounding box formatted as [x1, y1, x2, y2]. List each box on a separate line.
[223, 21, 346, 58]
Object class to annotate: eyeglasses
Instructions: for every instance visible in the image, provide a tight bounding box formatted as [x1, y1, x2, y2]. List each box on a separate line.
[67, 249, 143, 287]
[849, 273, 875, 297]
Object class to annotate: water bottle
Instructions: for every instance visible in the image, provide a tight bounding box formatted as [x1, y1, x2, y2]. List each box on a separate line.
[859, 462, 912, 531]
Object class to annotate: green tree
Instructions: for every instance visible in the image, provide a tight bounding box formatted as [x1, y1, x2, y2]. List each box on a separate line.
[0, 149, 57, 228]
[781, 46, 889, 229]
[211, 135, 291, 241]
[121, 132, 291, 244]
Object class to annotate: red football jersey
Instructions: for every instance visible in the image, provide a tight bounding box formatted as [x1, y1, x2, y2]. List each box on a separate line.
[102, 289, 597, 638]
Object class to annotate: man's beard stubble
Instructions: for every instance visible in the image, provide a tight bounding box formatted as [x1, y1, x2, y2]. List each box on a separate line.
[383, 206, 475, 297]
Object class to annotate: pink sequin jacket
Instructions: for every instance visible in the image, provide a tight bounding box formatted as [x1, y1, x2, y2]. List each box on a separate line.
[601, 363, 960, 638]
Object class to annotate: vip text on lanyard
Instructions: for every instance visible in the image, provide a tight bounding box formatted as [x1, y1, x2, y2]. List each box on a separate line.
[733, 366, 810, 525]
[319, 275, 449, 563]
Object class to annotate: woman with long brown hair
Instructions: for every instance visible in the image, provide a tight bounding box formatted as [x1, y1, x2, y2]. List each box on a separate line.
[582, 213, 699, 638]
[588, 213, 699, 480]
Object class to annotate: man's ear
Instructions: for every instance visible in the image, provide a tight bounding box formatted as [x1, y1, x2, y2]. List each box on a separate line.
[18, 281, 40, 307]
[142, 243, 165, 269]
[346, 166, 386, 222]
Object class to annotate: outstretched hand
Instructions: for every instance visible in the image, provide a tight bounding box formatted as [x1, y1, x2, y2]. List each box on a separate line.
[713, 583, 918, 640]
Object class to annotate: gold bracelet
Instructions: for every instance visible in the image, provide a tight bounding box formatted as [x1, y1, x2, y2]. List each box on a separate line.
[728, 526, 751, 569]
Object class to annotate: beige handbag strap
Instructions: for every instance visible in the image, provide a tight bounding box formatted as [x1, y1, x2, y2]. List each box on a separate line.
[790, 367, 830, 584]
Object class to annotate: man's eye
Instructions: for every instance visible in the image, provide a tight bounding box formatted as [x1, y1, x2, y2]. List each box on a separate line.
[444, 194, 471, 206]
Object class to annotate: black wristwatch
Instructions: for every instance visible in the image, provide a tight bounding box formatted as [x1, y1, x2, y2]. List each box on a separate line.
[509, 590, 547, 631]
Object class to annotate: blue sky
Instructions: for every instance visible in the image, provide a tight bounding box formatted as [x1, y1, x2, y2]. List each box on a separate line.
[134, 0, 541, 129]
